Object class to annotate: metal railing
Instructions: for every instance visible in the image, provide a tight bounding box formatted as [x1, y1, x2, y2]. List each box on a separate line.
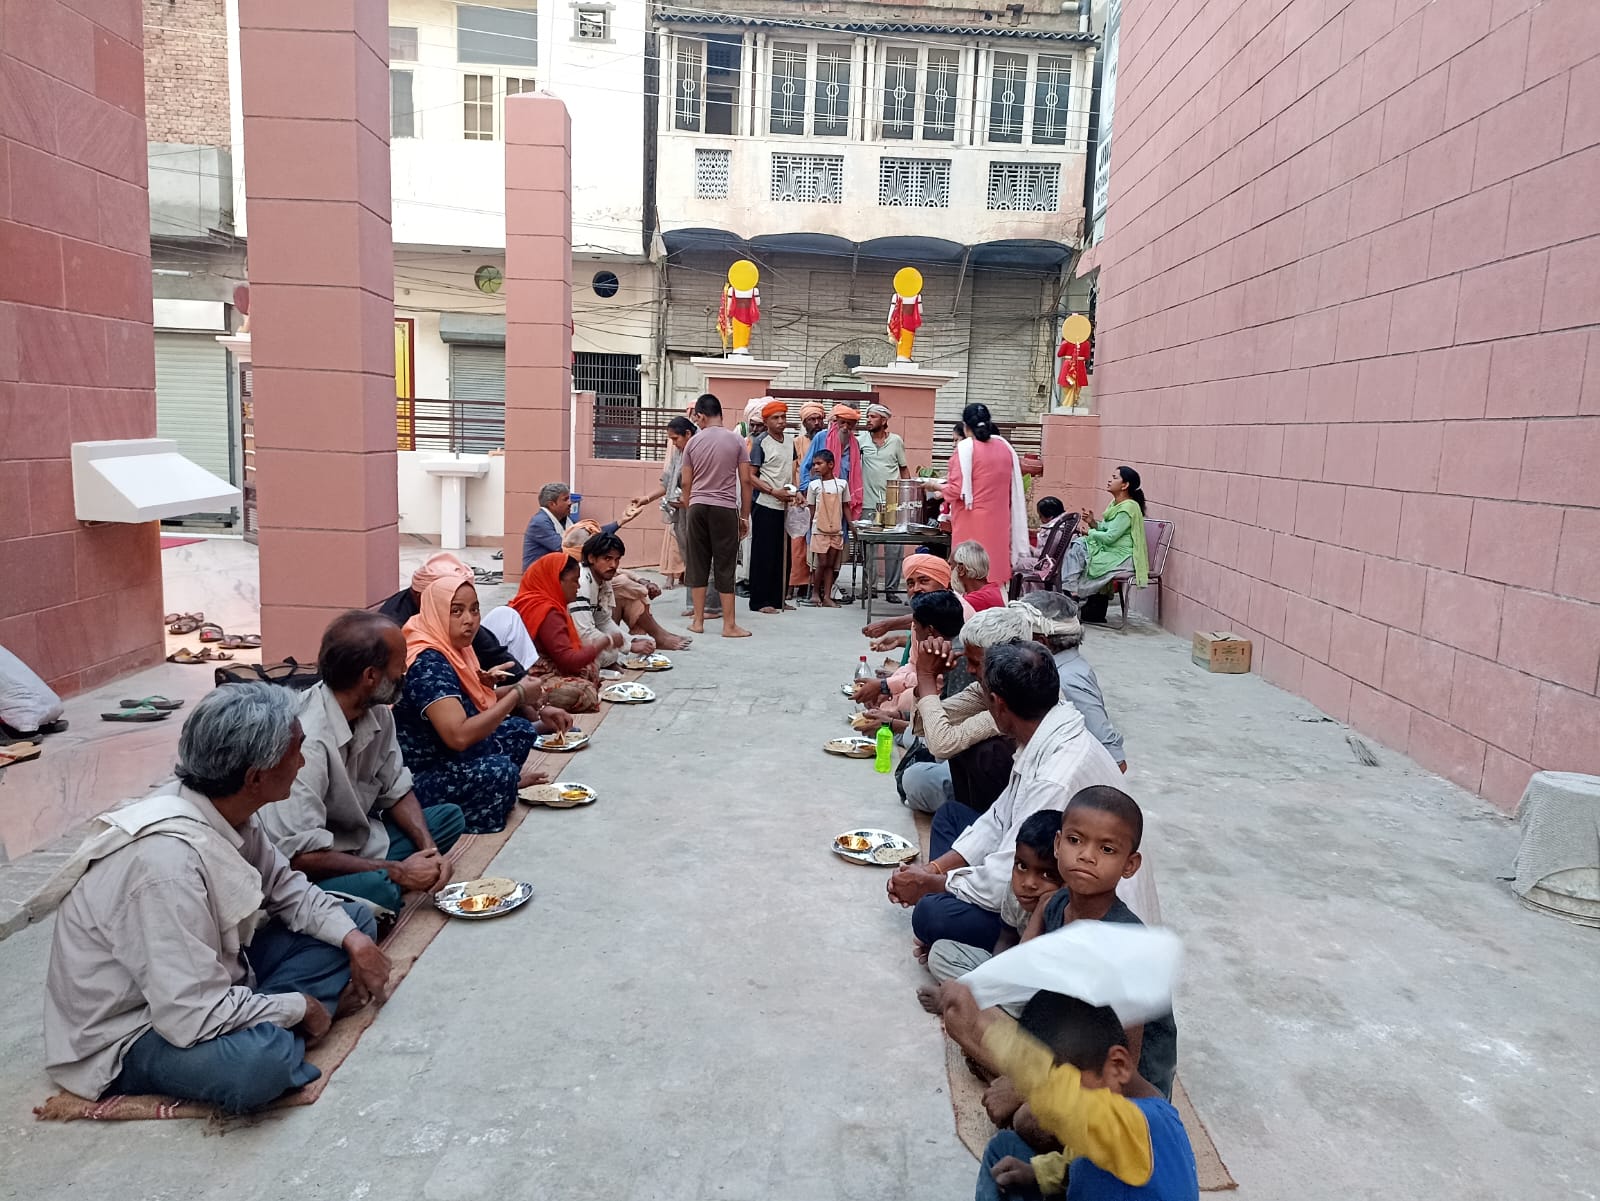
[397, 397, 506, 454]
[593, 400, 679, 461]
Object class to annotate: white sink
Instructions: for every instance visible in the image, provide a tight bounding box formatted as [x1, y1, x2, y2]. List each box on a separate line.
[422, 455, 492, 478]
[423, 456, 492, 548]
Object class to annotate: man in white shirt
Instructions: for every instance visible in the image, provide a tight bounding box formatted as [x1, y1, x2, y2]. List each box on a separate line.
[570, 530, 689, 663]
[258, 611, 463, 914]
[43, 684, 391, 1112]
[886, 640, 1124, 953]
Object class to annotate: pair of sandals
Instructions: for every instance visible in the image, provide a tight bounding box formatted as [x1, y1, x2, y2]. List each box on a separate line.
[165, 612, 260, 650]
[101, 696, 185, 723]
[167, 646, 233, 665]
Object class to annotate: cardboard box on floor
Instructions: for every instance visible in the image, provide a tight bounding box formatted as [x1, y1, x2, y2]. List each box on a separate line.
[1192, 631, 1252, 674]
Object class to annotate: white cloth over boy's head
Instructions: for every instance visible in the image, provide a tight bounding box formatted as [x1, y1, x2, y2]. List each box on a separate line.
[961, 920, 1183, 1027]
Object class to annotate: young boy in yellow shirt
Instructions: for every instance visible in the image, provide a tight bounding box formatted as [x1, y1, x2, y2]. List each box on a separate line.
[942, 985, 1199, 1201]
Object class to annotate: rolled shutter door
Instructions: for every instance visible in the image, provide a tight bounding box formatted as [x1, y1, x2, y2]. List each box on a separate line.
[448, 343, 506, 452]
[154, 333, 233, 484]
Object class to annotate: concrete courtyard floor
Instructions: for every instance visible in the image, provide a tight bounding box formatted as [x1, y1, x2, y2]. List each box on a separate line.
[1, 553, 1597, 1199]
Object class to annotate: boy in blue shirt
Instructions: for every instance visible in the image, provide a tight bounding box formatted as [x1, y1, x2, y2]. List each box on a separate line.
[942, 985, 1199, 1201]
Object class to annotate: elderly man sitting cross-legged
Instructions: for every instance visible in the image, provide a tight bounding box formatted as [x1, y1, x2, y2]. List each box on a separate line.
[43, 684, 391, 1114]
[258, 611, 465, 914]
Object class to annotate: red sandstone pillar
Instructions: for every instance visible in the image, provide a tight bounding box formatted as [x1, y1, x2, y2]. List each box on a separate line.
[502, 95, 574, 569]
[690, 357, 792, 424]
[240, 0, 397, 659]
[848, 366, 960, 475]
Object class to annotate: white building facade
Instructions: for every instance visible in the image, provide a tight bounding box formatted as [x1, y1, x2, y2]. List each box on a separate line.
[383, 0, 656, 472]
[652, 3, 1098, 452]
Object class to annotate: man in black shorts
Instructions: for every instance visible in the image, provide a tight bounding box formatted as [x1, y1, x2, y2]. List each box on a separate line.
[679, 394, 753, 638]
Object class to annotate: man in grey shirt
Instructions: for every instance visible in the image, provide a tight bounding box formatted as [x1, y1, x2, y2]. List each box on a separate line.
[1018, 592, 1127, 769]
[43, 685, 390, 1112]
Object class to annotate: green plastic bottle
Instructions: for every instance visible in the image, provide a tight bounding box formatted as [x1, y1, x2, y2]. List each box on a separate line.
[874, 724, 893, 773]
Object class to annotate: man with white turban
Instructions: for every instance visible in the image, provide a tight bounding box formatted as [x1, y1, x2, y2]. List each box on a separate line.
[858, 401, 910, 598]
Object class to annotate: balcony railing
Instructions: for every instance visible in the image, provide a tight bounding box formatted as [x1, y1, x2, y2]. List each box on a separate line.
[397, 397, 506, 454]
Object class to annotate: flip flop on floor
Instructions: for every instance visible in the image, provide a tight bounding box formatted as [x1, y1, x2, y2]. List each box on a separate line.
[0, 742, 42, 767]
[167, 647, 209, 665]
[196, 622, 225, 643]
[118, 695, 184, 711]
[167, 613, 205, 635]
[219, 634, 262, 649]
[101, 705, 170, 723]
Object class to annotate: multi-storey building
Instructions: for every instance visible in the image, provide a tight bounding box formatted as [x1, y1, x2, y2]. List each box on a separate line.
[652, 0, 1098, 452]
[141, 0, 1099, 524]
[143, 0, 657, 531]
[144, 0, 245, 507]
[383, 0, 653, 449]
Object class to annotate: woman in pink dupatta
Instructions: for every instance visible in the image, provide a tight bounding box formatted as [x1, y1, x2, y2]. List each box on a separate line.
[941, 403, 1027, 588]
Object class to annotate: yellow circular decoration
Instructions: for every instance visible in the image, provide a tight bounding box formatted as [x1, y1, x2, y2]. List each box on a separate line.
[894, 266, 923, 297]
[727, 259, 760, 291]
[1062, 313, 1092, 343]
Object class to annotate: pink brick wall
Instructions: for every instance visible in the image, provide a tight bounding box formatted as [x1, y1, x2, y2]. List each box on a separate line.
[0, 0, 164, 697]
[1093, 0, 1600, 808]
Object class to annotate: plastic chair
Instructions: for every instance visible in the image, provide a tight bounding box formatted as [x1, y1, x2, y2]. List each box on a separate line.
[1108, 518, 1174, 630]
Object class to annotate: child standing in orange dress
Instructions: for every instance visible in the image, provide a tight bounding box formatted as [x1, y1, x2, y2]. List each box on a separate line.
[805, 449, 847, 609]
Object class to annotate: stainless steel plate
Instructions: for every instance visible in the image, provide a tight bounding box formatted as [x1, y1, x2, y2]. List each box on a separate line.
[600, 683, 656, 704]
[622, 654, 673, 671]
[535, 729, 589, 752]
[831, 828, 918, 867]
[824, 737, 876, 758]
[434, 880, 534, 919]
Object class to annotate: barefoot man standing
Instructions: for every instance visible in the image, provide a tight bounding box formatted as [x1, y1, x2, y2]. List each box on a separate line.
[679, 393, 753, 638]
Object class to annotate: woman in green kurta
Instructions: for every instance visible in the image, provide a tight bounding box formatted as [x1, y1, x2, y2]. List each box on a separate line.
[1064, 465, 1150, 597]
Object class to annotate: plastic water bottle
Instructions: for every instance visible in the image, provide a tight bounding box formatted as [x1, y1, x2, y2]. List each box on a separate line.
[875, 724, 893, 773]
[853, 655, 872, 684]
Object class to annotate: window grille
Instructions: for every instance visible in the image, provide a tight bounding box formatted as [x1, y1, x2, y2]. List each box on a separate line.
[1032, 55, 1071, 145]
[987, 162, 1060, 211]
[770, 42, 808, 134]
[882, 48, 917, 140]
[577, 353, 645, 461]
[923, 50, 959, 141]
[695, 148, 730, 198]
[814, 44, 851, 136]
[674, 38, 703, 131]
[988, 53, 1028, 143]
[878, 158, 951, 207]
[770, 153, 843, 203]
[574, 7, 609, 41]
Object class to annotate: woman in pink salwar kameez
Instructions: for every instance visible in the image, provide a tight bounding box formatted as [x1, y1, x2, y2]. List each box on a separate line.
[941, 403, 1028, 588]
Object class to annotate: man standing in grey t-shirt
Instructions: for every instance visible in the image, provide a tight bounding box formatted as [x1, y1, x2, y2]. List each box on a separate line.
[679, 393, 753, 638]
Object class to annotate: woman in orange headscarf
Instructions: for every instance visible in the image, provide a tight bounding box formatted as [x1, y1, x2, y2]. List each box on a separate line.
[394, 577, 564, 833]
[507, 552, 604, 712]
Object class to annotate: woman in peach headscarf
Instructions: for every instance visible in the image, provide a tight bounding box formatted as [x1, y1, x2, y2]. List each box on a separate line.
[378, 551, 528, 678]
[507, 552, 603, 712]
[394, 577, 562, 833]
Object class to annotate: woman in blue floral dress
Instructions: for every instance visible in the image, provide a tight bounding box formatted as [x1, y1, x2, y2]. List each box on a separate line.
[394, 577, 569, 833]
